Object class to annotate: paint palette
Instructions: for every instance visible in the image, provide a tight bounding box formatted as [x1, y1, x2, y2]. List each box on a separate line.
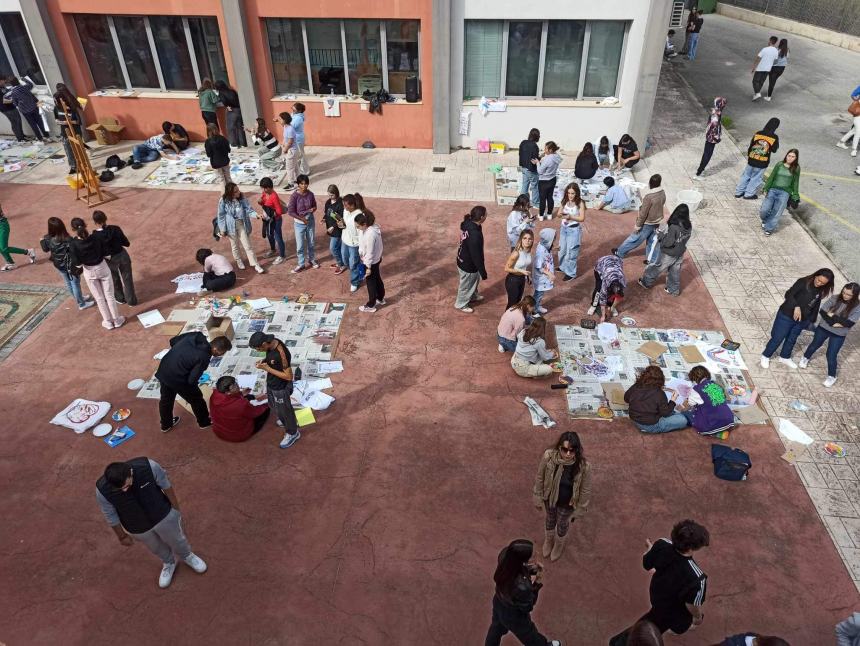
[112, 408, 131, 422]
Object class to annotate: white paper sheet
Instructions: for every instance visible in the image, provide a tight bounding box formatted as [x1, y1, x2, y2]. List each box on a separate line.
[315, 361, 343, 373]
[137, 309, 165, 328]
[236, 374, 257, 389]
[246, 298, 272, 310]
[250, 398, 268, 406]
[597, 322, 619, 342]
[778, 418, 813, 445]
[299, 390, 335, 410]
[153, 349, 169, 360]
[175, 276, 204, 293]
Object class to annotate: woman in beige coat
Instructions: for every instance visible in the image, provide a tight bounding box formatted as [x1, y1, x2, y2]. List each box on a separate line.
[533, 431, 592, 561]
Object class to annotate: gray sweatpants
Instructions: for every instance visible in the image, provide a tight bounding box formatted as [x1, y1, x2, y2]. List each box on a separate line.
[269, 387, 298, 435]
[455, 268, 481, 309]
[130, 508, 192, 565]
[641, 253, 684, 295]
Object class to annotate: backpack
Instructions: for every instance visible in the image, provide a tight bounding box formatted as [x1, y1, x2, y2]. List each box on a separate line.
[105, 154, 126, 170]
[711, 444, 751, 481]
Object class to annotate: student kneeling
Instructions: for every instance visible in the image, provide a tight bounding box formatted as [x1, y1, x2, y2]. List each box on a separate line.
[511, 318, 558, 378]
[210, 376, 270, 442]
[624, 365, 688, 433]
[677, 366, 735, 436]
[196, 248, 236, 292]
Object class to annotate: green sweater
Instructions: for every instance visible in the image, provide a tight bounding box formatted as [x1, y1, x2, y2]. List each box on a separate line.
[763, 162, 800, 201]
[198, 88, 220, 113]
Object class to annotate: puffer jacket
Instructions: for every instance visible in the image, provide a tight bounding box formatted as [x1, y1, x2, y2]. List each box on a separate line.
[533, 449, 592, 517]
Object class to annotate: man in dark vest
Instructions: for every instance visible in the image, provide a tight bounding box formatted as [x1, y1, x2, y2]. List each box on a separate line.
[96, 457, 207, 588]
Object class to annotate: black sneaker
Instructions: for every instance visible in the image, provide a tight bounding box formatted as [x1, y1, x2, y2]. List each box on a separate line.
[742, 194, 758, 200]
[198, 421, 212, 430]
[161, 416, 180, 433]
[131, 162, 143, 170]
[611, 247, 619, 255]
[562, 274, 574, 282]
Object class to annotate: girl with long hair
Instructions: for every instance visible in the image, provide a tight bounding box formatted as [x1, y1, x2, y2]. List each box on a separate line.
[197, 78, 220, 130]
[216, 182, 265, 273]
[53, 83, 83, 175]
[531, 229, 555, 315]
[574, 142, 598, 180]
[497, 295, 535, 353]
[39, 216, 93, 309]
[506, 194, 536, 249]
[639, 204, 693, 296]
[504, 230, 534, 309]
[533, 431, 592, 561]
[246, 117, 283, 171]
[204, 122, 232, 185]
[624, 365, 688, 433]
[484, 539, 562, 646]
[455, 205, 488, 313]
[68, 217, 124, 329]
[800, 282, 859, 387]
[214, 80, 246, 147]
[323, 184, 346, 273]
[594, 135, 613, 168]
[766, 39, 789, 100]
[355, 211, 384, 313]
[511, 317, 557, 379]
[342, 193, 369, 291]
[760, 149, 800, 235]
[761, 268, 834, 369]
[556, 183, 585, 281]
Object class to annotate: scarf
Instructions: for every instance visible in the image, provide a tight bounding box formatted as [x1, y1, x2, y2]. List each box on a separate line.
[547, 450, 577, 508]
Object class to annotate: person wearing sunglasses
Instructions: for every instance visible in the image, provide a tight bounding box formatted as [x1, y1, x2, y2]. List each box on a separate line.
[532, 431, 592, 562]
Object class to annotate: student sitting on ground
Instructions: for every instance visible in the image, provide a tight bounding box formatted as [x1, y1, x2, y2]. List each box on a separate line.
[163, 121, 189, 151]
[130, 132, 179, 168]
[624, 366, 689, 434]
[497, 295, 536, 353]
[511, 317, 558, 378]
[196, 248, 236, 292]
[614, 133, 641, 170]
[676, 366, 735, 436]
[665, 30, 678, 58]
[210, 376, 271, 442]
[597, 177, 635, 214]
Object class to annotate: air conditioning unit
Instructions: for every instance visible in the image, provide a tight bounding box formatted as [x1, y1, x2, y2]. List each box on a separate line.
[669, 1, 685, 27]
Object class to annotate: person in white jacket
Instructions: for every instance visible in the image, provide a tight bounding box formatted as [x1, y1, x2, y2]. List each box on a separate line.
[506, 194, 536, 249]
[342, 193, 367, 292]
[356, 211, 384, 313]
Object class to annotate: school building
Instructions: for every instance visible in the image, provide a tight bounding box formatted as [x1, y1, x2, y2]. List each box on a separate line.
[0, 0, 672, 153]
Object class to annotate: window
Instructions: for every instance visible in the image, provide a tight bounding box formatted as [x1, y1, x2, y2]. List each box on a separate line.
[464, 19, 627, 100]
[264, 19, 420, 97]
[0, 13, 46, 85]
[74, 14, 227, 91]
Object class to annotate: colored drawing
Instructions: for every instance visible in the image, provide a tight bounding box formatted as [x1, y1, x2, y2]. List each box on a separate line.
[706, 347, 731, 364]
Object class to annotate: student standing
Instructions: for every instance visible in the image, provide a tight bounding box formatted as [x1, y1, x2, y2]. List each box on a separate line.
[214, 80, 246, 147]
[204, 123, 232, 185]
[588, 254, 626, 322]
[533, 431, 591, 562]
[257, 177, 286, 265]
[216, 182, 265, 273]
[735, 118, 780, 199]
[766, 39, 789, 101]
[53, 85, 82, 175]
[760, 149, 801, 236]
[837, 92, 860, 158]
[92, 210, 137, 306]
[356, 212, 385, 313]
[751, 37, 779, 101]
[2, 76, 46, 141]
[195, 248, 236, 292]
[69, 217, 124, 329]
[454, 206, 488, 314]
[484, 539, 562, 646]
[287, 174, 318, 273]
[342, 194, 367, 292]
[506, 194, 537, 249]
[694, 97, 727, 179]
[511, 317, 557, 379]
[277, 112, 298, 191]
[679, 9, 696, 55]
[95, 458, 208, 589]
[323, 184, 346, 273]
[638, 204, 693, 296]
[574, 142, 598, 180]
[532, 229, 555, 315]
[248, 118, 283, 171]
[497, 296, 535, 353]
[686, 9, 703, 61]
[614, 174, 666, 263]
[210, 376, 270, 442]
[534, 142, 561, 220]
[0, 78, 24, 141]
[197, 78, 220, 130]
[40, 217, 94, 309]
[624, 366, 689, 434]
[292, 102, 309, 175]
[0, 203, 35, 271]
[800, 282, 859, 387]
[249, 331, 301, 449]
[760, 268, 834, 369]
[505, 230, 534, 309]
[556, 183, 585, 282]
[518, 128, 541, 208]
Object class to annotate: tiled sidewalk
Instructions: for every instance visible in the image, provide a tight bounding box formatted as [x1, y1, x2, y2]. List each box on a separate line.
[642, 66, 860, 590]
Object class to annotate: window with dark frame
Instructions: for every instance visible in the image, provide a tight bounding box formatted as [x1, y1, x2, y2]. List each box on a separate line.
[0, 12, 46, 85]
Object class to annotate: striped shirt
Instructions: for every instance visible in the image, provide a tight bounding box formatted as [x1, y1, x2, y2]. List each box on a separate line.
[4, 78, 38, 113]
[253, 130, 279, 151]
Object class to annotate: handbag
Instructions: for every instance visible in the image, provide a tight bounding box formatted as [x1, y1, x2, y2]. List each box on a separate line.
[711, 444, 751, 481]
[849, 100, 860, 117]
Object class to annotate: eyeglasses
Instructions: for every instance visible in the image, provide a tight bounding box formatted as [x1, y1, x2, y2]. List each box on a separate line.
[559, 447, 575, 455]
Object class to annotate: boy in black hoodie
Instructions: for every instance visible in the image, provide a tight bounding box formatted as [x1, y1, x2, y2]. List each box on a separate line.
[454, 206, 487, 313]
[735, 117, 780, 199]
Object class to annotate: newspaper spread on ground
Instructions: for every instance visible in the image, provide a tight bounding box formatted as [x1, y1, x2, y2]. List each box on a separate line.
[144, 148, 285, 187]
[0, 139, 62, 174]
[494, 165, 643, 208]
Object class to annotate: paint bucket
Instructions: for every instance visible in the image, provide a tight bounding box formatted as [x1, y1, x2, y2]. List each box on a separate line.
[678, 189, 703, 213]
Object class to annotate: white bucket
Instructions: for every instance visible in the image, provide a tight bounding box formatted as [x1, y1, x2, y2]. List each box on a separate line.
[677, 189, 703, 213]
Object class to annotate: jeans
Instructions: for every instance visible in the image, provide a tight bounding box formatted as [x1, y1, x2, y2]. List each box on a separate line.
[697, 141, 716, 175]
[57, 267, 86, 306]
[343, 243, 364, 286]
[132, 145, 160, 163]
[763, 311, 807, 359]
[263, 212, 285, 258]
[558, 225, 581, 278]
[365, 260, 385, 307]
[294, 215, 316, 265]
[616, 224, 657, 259]
[533, 289, 547, 312]
[767, 66, 785, 97]
[61, 124, 83, 169]
[485, 595, 549, 646]
[131, 508, 192, 566]
[687, 32, 699, 60]
[106, 248, 137, 305]
[735, 164, 766, 198]
[641, 253, 684, 295]
[520, 168, 539, 208]
[752, 71, 769, 94]
[497, 334, 517, 353]
[760, 188, 790, 233]
[158, 381, 210, 429]
[635, 413, 688, 434]
[455, 268, 481, 309]
[538, 177, 557, 217]
[803, 326, 846, 378]
[329, 236, 346, 267]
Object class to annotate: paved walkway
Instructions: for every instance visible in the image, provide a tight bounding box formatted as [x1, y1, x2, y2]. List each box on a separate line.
[644, 63, 860, 591]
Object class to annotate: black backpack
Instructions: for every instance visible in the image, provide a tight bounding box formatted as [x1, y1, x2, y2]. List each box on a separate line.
[711, 444, 751, 481]
[105, 154, 126, 170]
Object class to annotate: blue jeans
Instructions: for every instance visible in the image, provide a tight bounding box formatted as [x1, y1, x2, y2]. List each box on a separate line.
[329, 236, 346, 266]
[735, 164, 766, 198]
[268, 216, 285, 258]
[294, 215, 316, 265]
[635, 413, 689, 434]
[343, 243, 365, 286]
[804, 326, 846, 378]
[687, 32, 699, 60]
[57, 267, 86, 306]
[760, 188, 790, 233]
[616, 224, 657, 259]
[520, 168, 539, 208]
[533, 289, 548, 311]
[558, 225, 581, 278]
[497, 334, 517, 353]
[763, 311, 807, 359]
[132, 144, 160, 163]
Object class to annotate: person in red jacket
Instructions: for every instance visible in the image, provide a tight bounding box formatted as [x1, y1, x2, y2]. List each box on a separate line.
[210, 376, 270, 442]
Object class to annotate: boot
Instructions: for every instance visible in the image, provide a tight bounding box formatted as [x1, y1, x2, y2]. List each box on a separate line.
[550, 533, 568, 562]
[542, 529, 555, 558]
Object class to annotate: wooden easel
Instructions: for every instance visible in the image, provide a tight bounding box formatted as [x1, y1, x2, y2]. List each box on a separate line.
[59, 98, 117, 207]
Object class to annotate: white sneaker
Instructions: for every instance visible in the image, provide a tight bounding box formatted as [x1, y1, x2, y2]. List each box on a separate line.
[760, 356, 770, 369]
[358, 305, 377, 313]
[254, 265, 265, 274]
[276, 419, 284, 427]
[798, 357, 809, 368]
[778, 357, 798, 369]
[823, 376, 837, 387]
[236, 259, 246, 270]
[692, 174, 705, 181]
[376, 299, 386, 306]
[763, 96, 771, 102]
[586, 306, 596, 316]
[113, 316, 126, 329]
[470, 294, 485, 303]
[752, 92, 761, 101]
[350, 285, 359, 292]
[158, 562, 178, 588]
[279, 430, 301, 449]
[184, 553, 208, 573]
[537, 306, 548, 315]
[457, 306, 474, 313]
[498, 344, 505, 353]
[853, 150, 858, 157]
[273, 256, 285, 265]
[78, 301, 95, 311]
[837, 141, 850, 149]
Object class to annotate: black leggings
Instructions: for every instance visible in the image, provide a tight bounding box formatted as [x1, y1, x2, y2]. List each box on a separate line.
[767, 66, 785, 97]
[365, 260, 385, 307]
[538, 177, 556, 217]
[202, 111, 218, 129]
[505, 273, 526, 309]
[202, 270, 236, 292]
[590, 270, 603, 307]
[485, 595, 549, 646]
[697, 141, 716, 175]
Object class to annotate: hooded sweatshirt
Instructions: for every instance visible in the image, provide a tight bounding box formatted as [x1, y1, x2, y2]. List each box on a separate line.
[456, 218, 487, 279]
[359, 223, 383, 267]
[705, 97, 727, 144]
[643, 538, 707, 634]
[155, 332, 213, 388]
[746, 118, 780, 168]
[537, 152, 562, 181]
[659, 222, 692, 258]
[533, 229, 555, 292]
